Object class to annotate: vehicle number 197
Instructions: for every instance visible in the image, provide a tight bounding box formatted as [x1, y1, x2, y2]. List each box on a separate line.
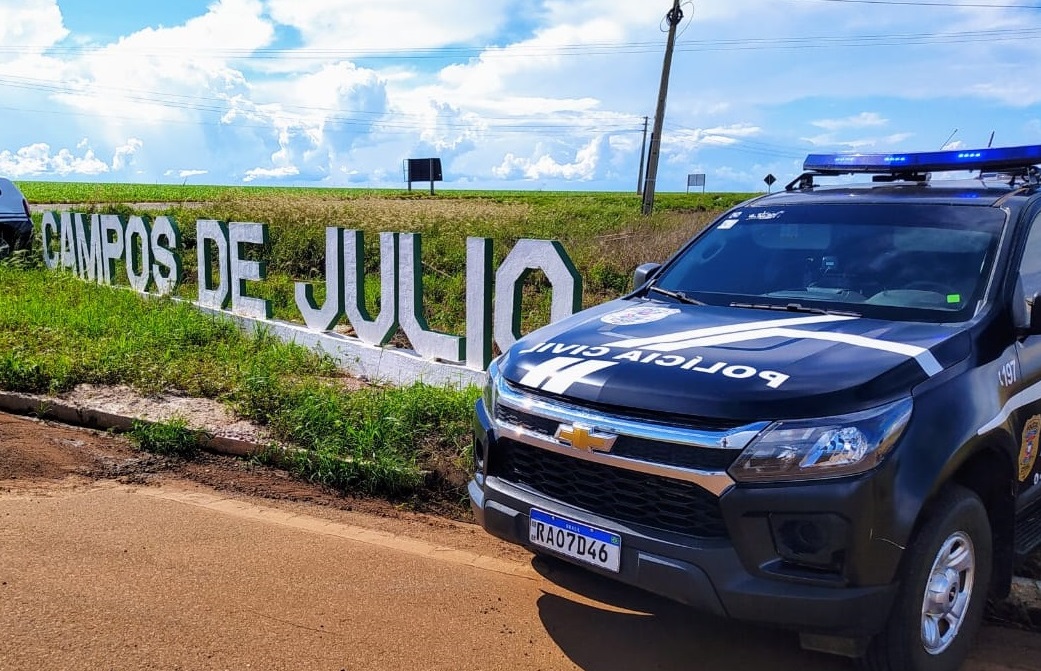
[999, 359, 1018, 388]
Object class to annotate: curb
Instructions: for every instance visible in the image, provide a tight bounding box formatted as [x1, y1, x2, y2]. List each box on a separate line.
[0, 390, 262, 457]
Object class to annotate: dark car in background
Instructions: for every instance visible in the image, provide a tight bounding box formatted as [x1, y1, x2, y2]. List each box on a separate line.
[471, 145, 1041, 671]
[0, 177, 33, 259]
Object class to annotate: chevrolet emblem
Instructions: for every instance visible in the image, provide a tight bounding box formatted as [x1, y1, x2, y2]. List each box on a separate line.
[555, 423, 617, 453]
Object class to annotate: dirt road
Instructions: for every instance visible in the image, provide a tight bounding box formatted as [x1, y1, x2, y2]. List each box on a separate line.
[1, 412, 1039, 671]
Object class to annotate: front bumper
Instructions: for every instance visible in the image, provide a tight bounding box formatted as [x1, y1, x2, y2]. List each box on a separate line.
[471, 477, 896, 637]
[470, 399, 900, 638]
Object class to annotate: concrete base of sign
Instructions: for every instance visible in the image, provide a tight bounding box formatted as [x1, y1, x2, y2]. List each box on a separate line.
[194, 305, 487, 389]
[0, 389, 260, 457]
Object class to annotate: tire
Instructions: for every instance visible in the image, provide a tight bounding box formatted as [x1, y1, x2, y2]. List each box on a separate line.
[860, 484, 992, 671]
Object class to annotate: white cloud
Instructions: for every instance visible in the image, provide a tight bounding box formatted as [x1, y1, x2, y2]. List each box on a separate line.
[801, 132, 914, 150]
[665, 124, 762, 165]
[224, 61, 389, 182]
[3, 0, 1041, 190]
[266, 0, 508, 51]
[493, 137, 603, 181]
[164, 169, 209, 179]
[243, 165, 300, 182]
[0, 0, 68, 58]
[112, 138, 143, 171]
[0, 142, 109, 177]
[54, 0, 273, 123]
[812, 113, 888, 132]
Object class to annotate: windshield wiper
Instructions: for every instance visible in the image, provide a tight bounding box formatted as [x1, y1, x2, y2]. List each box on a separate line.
[729, 301, 860, 317]
[649, 286, 705, 306]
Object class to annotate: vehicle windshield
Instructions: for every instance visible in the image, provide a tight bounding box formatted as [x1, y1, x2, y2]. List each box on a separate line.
[652, 203, 1006, 323]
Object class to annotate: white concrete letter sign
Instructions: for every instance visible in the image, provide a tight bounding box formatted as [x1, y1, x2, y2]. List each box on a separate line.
[494, 239, 582, 353]
[41, 212, 59, 270]
[344, 230, 399, 346]
[295, 227, 345, 331]
[74, 214, 103, 282]
[229, 222, 272, 320]
[398, 233, 465, 363]
[150, 216, 182, 296]
[44, 211, 589, 374]
[125, 216, 152, 294]
[196, 219, 230, 309]
[466, 237, 493, 371]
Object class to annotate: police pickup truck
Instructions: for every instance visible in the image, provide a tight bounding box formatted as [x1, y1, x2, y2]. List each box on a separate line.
[469, 145, 1041, 671]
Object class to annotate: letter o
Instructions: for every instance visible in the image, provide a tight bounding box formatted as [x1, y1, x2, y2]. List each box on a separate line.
[723, 365, 757, 379]
[494, 240, 582, 353]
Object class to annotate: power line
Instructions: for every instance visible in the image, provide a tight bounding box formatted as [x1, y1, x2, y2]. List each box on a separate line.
[797, 0, 1041, 7]
[0, 100, 642, 139]
[3, 24, 1041, 60]
[0, 75, 641, 132]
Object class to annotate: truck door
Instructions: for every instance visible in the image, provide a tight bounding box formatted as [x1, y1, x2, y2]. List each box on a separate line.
[1011, 209, 1041, 511]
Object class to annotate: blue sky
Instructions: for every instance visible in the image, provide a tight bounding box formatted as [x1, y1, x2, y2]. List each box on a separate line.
[1, 0, 1040, 192]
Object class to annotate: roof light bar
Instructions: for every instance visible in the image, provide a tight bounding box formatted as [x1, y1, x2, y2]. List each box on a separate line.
[803, 144, 1041, 175]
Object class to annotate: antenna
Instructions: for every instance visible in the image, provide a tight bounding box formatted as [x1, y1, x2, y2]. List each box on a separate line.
[941, 128, 958, 149]
[987, 131, 995, 148]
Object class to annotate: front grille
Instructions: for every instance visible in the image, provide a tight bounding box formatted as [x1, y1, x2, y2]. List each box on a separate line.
[490, 438, 728, 539]
[495, 405, 740, 471]
[513, 383, 746, 432]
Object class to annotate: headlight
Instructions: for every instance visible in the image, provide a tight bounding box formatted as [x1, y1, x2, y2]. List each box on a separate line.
[482, 356, 502, 412]
[729, 398, 912, 483]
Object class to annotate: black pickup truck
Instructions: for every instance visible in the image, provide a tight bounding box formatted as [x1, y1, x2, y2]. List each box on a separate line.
[470, 145, 1041, 671]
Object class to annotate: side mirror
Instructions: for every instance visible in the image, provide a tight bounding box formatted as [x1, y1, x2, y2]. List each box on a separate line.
[1029, 294, 1041, 335]
[633, 263, 661, 290]
[1013, 277, 1041, 336]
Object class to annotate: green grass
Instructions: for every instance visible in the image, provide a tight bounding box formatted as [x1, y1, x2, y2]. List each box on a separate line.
[128, 417, 200, 459]
[8, 183, 747, 506]
[0, 266, 477, 501]
[22, 185, 751, 337]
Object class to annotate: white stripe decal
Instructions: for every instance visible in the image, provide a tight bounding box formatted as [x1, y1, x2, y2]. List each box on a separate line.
[978, 379, 1041, 435]
[519, 357, 583, 388]
[638, 327, 941, 377]
[604, 314, 856, 349]
[540, 360, 619, 394]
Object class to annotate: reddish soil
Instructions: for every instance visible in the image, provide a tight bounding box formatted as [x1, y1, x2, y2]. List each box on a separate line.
[0, 411, 473, 538]
[2, 411, 1040, 671]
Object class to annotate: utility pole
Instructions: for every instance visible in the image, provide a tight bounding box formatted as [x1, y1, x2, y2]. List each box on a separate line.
[637, 116, 649, 195]
[641, 0, 684, 216]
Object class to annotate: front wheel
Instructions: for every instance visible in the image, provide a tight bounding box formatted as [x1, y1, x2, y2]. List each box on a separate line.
[860, 485, 992, 671]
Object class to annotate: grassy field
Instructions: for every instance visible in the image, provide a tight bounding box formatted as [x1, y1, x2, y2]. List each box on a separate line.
[16, 183, 753, 337]
[0, 266, 478, 502]
[4, 183, 750, 507]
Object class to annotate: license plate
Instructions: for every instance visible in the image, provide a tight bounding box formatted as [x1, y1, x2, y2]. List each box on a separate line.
[528, 508, 621, 572]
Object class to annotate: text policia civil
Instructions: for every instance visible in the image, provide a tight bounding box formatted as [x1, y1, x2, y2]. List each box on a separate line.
[39, 212, 582, 372]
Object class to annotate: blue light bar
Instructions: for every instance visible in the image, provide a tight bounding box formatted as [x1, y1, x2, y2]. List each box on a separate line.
[804, 144, 1041, 174]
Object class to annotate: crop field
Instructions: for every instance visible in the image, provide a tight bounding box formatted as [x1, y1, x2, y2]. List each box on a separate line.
[16, 182, 753, 336]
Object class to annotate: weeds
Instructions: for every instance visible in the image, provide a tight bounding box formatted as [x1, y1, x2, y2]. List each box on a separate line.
[23, 187, 744, 336]
[0, 266, 480, 500]
[128, 417, 201, 459]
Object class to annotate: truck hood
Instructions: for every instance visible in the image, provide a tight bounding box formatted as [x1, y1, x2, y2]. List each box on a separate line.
[499, 299, 970, 421]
